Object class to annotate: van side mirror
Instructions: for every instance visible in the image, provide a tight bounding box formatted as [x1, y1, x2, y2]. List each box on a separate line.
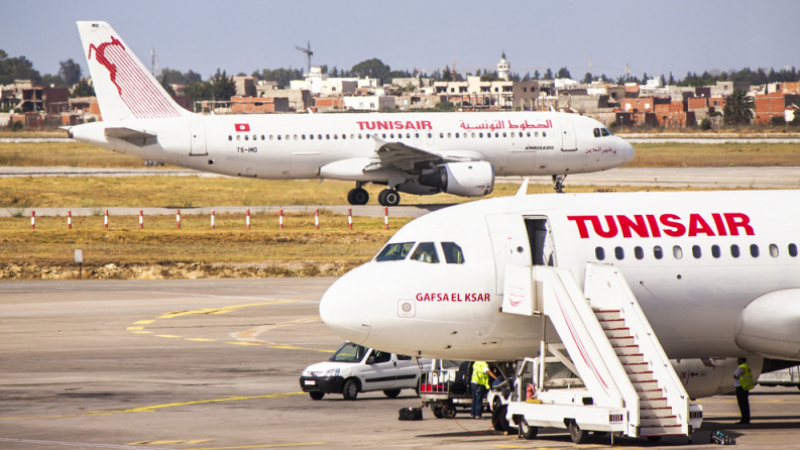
[366, 356, 375, 365]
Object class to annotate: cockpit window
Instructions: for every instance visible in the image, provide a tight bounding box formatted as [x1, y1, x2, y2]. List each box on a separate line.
[441, 242, 465, 264]
[329, 342, 368, 363]
[601, 128, 612, 136]
[410, 242, 440, 263]
[376, 242, 415, 261]
[593, 128, 601, 138]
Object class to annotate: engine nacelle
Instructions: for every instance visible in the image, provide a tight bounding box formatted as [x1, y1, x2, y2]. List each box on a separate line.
[418, 161, 494, 197]
[735, 289, 800, 359]
[672, 357, 763, 399]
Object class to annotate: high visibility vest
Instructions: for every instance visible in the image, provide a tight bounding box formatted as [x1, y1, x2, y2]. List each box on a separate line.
[738, 364, 755, 391]
[472, 361, 490, 388]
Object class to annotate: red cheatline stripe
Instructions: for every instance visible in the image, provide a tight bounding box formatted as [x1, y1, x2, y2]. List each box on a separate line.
[108, 46, 177, 119]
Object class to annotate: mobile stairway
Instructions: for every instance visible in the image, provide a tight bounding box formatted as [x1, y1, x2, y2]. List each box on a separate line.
[500, 262, 702, 444]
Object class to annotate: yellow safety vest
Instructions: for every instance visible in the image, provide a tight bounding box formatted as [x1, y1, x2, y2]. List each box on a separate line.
[472, 361, 490, 388]
[738, 364, 755, 391]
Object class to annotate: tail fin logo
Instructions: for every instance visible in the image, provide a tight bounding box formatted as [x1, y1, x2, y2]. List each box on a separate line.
[87, 35, 181, 119]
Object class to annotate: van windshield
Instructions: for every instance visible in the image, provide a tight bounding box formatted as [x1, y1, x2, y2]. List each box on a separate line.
[329, 342, 368, 363]
[376, 242, 415, 261]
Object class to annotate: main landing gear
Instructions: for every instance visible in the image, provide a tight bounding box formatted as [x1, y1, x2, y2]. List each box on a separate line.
[553, 174, 567, 193]
[378, 189, 400, 207]
[347, 183, 369, 205]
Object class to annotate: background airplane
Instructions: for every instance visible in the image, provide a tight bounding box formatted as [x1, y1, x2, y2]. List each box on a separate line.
[69, 21, 634, 206]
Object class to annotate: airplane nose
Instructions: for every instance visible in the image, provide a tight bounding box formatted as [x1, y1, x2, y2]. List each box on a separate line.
[622, 140, 635, 163]
[319, 267, 372, 344]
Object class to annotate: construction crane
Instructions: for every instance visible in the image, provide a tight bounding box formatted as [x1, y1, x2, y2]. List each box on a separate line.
[295, 42, 313, 74]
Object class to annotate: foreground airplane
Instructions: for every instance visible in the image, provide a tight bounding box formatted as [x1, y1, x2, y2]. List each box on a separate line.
[320, 190, 800, 398]
[69, 22, 634, 206]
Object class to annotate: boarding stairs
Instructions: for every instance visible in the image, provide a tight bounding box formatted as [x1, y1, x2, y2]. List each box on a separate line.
[502, 262, 693, 439]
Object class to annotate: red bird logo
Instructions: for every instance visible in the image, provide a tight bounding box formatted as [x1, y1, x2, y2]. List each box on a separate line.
[88, 36, 125, 95]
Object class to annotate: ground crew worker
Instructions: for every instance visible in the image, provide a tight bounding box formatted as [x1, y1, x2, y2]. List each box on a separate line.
[733, 357, 754, 424]
[471, 360, 490, 419]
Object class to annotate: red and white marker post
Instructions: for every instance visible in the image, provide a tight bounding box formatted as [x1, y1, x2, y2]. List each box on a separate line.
[348, 208, 353, 230]
[68, 211, 72, 230]
[31, 210, 35, 230]
[314, 208, 319, 230]
[211, 209, 215, 230]
[246, 209, 251, 229]
[279, 207, 284, 229]
[104, 209, 108, 229]
[176, 209, 181, 229]
[384, 207, 389, 230]
[139, 210, 143, 229]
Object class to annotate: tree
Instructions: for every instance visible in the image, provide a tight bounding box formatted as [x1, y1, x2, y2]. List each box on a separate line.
[350, 58, 392, 84]
[660, 74, 667, 86]
[255, 67, 304, 87]
[582, 72, 593, 84]
[668, 72, 675, 85]
[159, 68, 202, 85]
[700, 118, 712, 131]
[791, 110, 800, 126]
[723, 90, 754, 125]
[160, 72, 176, 96]
[543, 68, 553, 80]
[442, 65, 453, 82]
[71, 78, 95, 97]
[0, 50, 42, 85]
[211, 69, 236, 101]
[434, 101, 455, 111]
[522, 72, 531, 82]
[533, 70, 540, 80]
[642, 72, 649, 83]
[556, 67, 571, 79]
[58, 59, 82, 86]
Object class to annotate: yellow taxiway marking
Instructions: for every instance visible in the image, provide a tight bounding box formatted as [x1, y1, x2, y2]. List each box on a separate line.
[135, 320, 155, 325]
[187, 444, 324, 450]
[185, 338, 216, 342]
[128, 440, 212, 445]
[93, 391, 305, 414]
[157, 301, 297, 319]
[132, 331, 152, 334]
[127, 327, 143, 330]
[225, 342, 257, 346]
[155, 335, 182, 338]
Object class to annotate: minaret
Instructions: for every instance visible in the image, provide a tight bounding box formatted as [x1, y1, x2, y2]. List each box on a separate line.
[497, 51, 510, 81]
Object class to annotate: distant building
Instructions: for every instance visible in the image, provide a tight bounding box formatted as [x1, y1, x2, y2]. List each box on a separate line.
[343, 95, 395, 111]
[497, 52, 510, 81]
[290, 66, 360, 96]
[432, 76, 539, 110]
[754, 93, 800, 124]
[233, 76, 257, 97]
[230, 96, 289, 113]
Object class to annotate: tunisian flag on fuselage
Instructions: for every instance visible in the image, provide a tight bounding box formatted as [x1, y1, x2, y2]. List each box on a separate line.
[234, 123, 250, 132]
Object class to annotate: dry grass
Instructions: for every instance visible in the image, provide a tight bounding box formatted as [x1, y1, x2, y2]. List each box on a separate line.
[0, 142, 154, 168]
[624, 143, 800, 168]
[0, 212, 407, 267]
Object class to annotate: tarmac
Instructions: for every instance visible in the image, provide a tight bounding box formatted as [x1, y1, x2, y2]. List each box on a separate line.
[2, 278, 799, 450]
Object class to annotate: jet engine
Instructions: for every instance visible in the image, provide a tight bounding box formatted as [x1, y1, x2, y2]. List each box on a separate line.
[735, 289, 800, 359]
[671, 358, 763, 399]
[418, 161, 494, 197]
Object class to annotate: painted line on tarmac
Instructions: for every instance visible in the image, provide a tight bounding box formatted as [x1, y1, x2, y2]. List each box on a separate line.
[0, 437, 173, 449]
[186, 444, 324, 449]
[91, 392, 304, 414]
[127, 440, 211, 446]
[232, 317, 335, 353]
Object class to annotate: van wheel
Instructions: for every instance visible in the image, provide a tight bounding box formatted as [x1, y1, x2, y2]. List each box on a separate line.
[432, 404, 444, 419]
[518, 418, 538, 439]
[492, 404, 509, 431]
[383, 389, 401, 398]
[342, 379, 359, 400]
[569, 421, 587, 444]
[309, 392, 324, 400]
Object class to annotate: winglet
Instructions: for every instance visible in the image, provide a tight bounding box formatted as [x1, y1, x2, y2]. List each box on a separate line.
[549, 105, 556, 112]
[516, 178, 529, 196]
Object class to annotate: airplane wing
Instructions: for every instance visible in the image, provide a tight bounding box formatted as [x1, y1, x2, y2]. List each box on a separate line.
[365, 136, 479, 172]
[104, 127, 158, 147]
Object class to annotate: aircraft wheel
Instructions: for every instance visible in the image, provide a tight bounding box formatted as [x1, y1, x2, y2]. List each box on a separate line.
[378, 189, 400, 207]
[348, 188, 369, 205]
[569, 421, 587, 444]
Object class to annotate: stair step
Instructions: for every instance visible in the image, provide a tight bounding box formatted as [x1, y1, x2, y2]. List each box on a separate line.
[613, 345, 640, 356]
[639, 425, 683, 437]
[637, 389, 666, 400]
[642, 410, 677, 419]
[627, 371, 655, 381]
[617, 353, 644, 363]
[593, 310, 621, 320]
[640, 416, 680, 427]
[598, 318, 625, 326]
[603, 327, 631, 338]
[640, 398, 669, 408]
[608, 335, 634, 341]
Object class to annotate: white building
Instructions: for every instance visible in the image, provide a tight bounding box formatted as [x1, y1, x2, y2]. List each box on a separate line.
[343, 95, 395, 111]
[497, 52, 510, 81]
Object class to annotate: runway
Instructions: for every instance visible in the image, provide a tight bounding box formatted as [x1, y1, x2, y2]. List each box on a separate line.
[2, 279, 799, 450]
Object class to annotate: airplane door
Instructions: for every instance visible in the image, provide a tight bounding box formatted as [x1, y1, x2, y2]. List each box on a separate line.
[486, 214, 534, 294]
[190, 123, 207, 156]
[361, 350, 396, 390]
[559, 118, 577, 151]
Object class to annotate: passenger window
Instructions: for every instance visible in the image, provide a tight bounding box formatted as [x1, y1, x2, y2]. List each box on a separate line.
[261, 135, 265, 140]
[277, 135, 281, 140]
[543, 132, 547, 137]
[595, 247, 605, 261]
[673, 245, 683, 259]
[382, 133, 387, 138]
[309, 134, 314, 140]
[447, 133, 451, 138]
[318, 134, 322, 140]
[479, 133, 483, 138]
[334, 134, 338, 139]
[441, 242, 465, 264]
[712, 245, 721, 258]
[731, 244, 740, 258]
[376, 242, 415, 262]
[406, 133, 410, 138]
[410, 242, 440, 263]
[285, 135, 289, 140]
[750, 244, 759, 258]
[593, 128, 601, 137]
[326, 134, 330, 140]
[634, 246, 644, 260]
[342, 134, 347, 140]
[790, 244, 798, 257]
[253, 135, 257, 141]
[370, 350, 392, 364]
[692, 245, 702, 259]
[455, 133, 460, 138]
[653, 246, 663, 259]
[440, 133, 444, 138]
[615, 246, 624, 260]
[487, 133, 492, 138]
[510, 132, 515, 137]
[358, 134, 362, 139]
[769, 244, 779, 257]
[535, 132, 539, 137]
[415, 133, 419, 138]
[228, 135, 232, 141]
[390, 134, 394, 139]
[428, 133, 432, 138]
[293, 134, 297, 140]
[502, 132, 507, 137]
[302, 134, 306, 140]
[245, 135, 249, 141]
[237, 135, 241, 140]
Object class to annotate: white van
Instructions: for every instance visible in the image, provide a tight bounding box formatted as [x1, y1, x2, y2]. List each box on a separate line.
[300, 341, 431, 400]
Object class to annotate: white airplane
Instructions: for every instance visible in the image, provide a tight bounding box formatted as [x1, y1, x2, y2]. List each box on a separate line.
[69, 21, 634, 206]
[320, 189, 800, 400]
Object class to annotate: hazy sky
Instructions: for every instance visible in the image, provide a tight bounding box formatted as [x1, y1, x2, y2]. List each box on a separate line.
[3, 0, 798, 81]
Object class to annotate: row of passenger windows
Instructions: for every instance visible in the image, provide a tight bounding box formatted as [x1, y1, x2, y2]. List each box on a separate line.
[228, 130, 547, 142]
[595, 243, 799, 261]
[375, 241, 465, 264]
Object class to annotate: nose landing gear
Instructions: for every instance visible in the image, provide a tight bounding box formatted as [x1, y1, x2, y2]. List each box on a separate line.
[347, 183, 369, 205]
[378, 189, 400, 207]
[553, 174, 567, 193]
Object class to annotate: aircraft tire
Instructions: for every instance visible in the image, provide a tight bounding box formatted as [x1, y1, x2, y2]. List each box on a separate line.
[378, 189, 400, 207]
[348, 188, 369, 205]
